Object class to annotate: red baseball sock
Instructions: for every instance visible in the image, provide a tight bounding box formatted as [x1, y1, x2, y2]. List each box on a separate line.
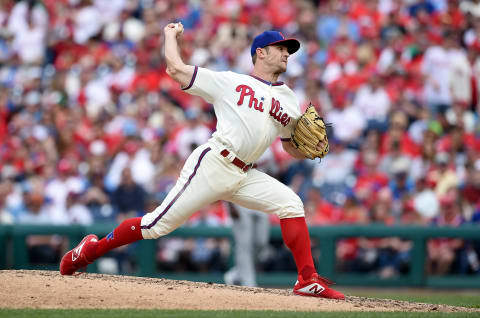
[280, 217, 316, 280]
[88, 217, 144, 260]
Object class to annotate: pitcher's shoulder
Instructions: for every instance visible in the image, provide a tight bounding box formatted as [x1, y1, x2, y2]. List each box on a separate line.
[281, 83, 296, 94]
[213, 70, 246, 82]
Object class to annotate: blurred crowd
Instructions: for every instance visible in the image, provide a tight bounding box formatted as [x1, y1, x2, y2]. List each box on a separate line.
[0, 0, 479, 277]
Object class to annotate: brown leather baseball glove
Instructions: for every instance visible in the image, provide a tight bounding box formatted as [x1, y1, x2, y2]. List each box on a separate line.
[291, 103, 330, 160]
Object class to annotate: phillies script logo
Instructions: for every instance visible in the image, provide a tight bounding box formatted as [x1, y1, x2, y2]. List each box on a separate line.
[235, 84, 291, 127]
[269, 97, 291, 127]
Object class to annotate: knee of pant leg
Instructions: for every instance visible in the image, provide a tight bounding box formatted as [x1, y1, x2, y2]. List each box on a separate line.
[275, 195, 305, 219]
[140, 215, 175, 239]
[141, 227, 161, 240]
[141, 224, 175, 239]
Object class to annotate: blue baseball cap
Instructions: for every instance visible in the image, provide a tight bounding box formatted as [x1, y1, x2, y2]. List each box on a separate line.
[251, 31, 300, 57]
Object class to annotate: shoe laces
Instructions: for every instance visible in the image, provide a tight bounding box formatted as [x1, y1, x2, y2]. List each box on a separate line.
[313, 274, 334, 286]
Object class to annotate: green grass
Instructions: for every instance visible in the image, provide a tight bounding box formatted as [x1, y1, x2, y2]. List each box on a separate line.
[344, 289, 480, 309]
[0, 310, 479, 318]
[1, 291, 479, 317]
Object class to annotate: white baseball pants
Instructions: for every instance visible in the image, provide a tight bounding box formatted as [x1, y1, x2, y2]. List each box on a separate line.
[140, 142, 304, 239]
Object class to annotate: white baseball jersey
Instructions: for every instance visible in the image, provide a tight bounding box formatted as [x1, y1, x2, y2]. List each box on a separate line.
[183, 66, 302, 163]
[140, 66, 305, 239]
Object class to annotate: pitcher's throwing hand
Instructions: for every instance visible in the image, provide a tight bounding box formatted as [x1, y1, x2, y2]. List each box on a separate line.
[164, 22, 184, 37]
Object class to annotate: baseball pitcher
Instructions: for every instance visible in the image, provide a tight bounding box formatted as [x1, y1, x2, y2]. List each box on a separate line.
[60, 22, 344, 300]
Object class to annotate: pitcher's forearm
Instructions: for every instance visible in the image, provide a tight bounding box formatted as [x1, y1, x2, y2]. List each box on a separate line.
[163, 23, 195, 87]
[164, 33, 184, 74]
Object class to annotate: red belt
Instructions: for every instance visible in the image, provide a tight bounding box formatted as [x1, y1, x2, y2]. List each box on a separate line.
[220, 149, 257, 172]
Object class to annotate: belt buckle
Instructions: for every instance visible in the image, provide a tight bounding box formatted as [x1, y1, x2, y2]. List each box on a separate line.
[243, 163, 253, 172]
[223, 150, 236, 162]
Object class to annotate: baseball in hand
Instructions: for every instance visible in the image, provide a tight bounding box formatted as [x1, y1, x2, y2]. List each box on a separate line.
[177, 23, 184, 35]
[166, 22, 184, 37]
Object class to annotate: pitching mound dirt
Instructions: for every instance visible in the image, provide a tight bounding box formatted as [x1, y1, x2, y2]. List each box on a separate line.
[0, 270, 477, 312]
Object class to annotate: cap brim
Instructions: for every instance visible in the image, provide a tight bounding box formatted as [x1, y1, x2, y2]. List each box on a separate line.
[266, 38, 300, 54]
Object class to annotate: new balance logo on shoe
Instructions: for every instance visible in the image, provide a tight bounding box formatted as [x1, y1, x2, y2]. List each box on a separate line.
[309, 284, 325, 295]
[296, 283, 325, 295]
[71, 237, 97, 262]
[72, 240, 87, 262]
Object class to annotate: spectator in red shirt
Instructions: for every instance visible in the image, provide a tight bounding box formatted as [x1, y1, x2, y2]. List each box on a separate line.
[427, 190, 467, 275]
[380, 111, 420, 157]
[354, 149, 389, 207]
[462, 159, 480, 207]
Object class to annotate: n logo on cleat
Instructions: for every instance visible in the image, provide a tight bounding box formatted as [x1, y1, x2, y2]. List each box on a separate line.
[309, 283, 325, 295]
[72, 240, 87, 262]
[296, 283, 325, 295]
